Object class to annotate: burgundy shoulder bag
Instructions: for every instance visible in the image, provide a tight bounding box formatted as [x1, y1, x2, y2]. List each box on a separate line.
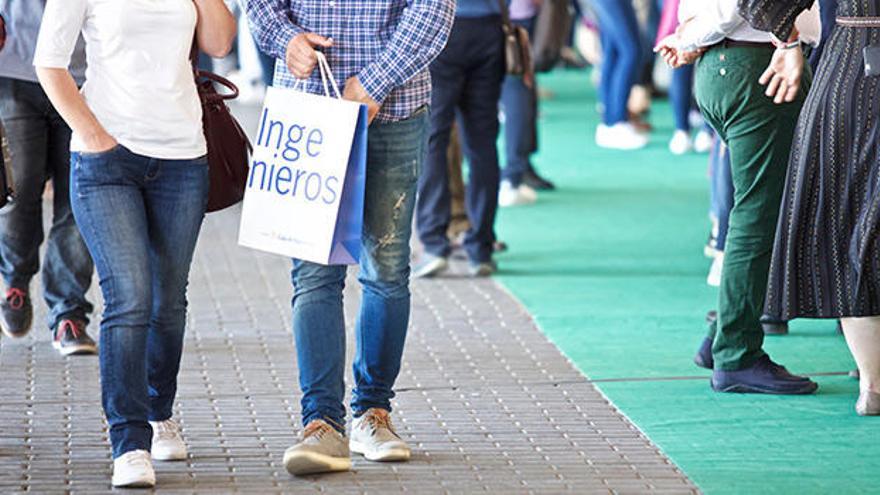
[191, 47, 253, 213]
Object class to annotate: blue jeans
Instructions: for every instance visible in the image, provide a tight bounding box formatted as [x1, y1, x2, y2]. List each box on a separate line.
[587, 0, 641, 125]
[70, 146, 208, 458]
[708, 134, 733, 251]
[419, 15, 504, 263]
[291, 108, 429, 430]
[0, 78, 94, 329]
[500, 17, 538, 186]
[670, 66, 694, 132]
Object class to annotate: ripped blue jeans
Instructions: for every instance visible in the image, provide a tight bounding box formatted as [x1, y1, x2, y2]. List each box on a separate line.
[290, 107, 428, 430]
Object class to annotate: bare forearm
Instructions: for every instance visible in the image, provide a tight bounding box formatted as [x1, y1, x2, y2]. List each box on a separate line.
[35, 67, 115, 150]
[194, 0, 236, 58]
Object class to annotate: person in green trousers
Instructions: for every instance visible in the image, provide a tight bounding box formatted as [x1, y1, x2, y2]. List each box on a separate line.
[655, 0, 820, 394]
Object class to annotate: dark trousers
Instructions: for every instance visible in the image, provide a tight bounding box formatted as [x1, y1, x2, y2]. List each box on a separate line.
[500, 17, 538, 186]
[418, 15, 505, 263]
[695, 46, 809, 370]
[0, 78, 94, 330]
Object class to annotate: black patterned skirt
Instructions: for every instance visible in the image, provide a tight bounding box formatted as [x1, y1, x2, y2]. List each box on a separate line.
[765, 21, 880, 319]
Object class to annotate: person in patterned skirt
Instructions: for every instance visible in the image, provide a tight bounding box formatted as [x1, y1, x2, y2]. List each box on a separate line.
[738, 0, 880, 416]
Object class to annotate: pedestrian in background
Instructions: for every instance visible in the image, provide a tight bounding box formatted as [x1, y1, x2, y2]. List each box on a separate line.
[414, 0, 507, 278]
[0, 0, 96, 355]
[656, 0, 820, 395]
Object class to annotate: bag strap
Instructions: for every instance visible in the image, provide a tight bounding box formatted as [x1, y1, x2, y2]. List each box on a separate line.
[496, 0, 512, 31]
[293, 51, 343, 99]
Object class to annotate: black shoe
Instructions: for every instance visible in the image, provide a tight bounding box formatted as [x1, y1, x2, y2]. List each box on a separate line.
[711, 355, 817, 395]
[522, 169, 556, 191]
[53, 319, 97, 356]
[760, 315, 789, 335]
[1, 287, 33, 338]
[694, 337, 714, 370]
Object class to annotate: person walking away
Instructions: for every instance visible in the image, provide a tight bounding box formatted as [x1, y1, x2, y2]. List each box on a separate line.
[34, 0, 235, 487]
[0, 0, 96, 355]
[414, 0, 506, 278]
[498, 0, 555, 208]
[738, 0, 880, 415]
[246, 0, 455, 476]
[656, 0, 820, 395]
[585, 0, 648, 150]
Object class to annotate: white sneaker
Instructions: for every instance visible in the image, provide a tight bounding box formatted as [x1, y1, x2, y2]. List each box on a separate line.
[350, 408, 411, 462]
[150, 419, 187, 461]
[595, 123, 649, 150]
[668, 130, 693, 155]
[112, 450, 155, 488]
[498, 181, 537, 207]
[694, 129, 713, 153]
[707, 252, 724, 287]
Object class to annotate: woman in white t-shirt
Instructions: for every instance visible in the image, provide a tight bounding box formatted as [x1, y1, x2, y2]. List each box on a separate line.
[33, 0, 235, 488]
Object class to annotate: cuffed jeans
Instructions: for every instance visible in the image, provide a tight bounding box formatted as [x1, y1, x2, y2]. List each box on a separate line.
[695, 46, 809, 370]
[70, 145, 208, 458]
[0, 78, 94, 329]
[418, 15, 505, 263]
[292, 108, 429, 429]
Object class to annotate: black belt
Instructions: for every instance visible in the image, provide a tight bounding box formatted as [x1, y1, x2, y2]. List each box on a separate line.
[837, 16, 880, 28]
[718, 39, 775, 49]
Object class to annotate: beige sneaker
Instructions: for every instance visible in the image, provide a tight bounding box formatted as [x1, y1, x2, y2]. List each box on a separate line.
[283, 419, 351, 476]
[350, 408, 411, 462]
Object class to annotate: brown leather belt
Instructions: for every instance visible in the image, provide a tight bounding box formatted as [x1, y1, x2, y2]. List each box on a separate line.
[718, 38, 775, 49]
[837, 16, 880, 28]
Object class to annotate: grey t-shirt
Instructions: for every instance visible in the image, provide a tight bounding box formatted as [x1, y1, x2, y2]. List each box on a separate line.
[0, 0, 85, 83]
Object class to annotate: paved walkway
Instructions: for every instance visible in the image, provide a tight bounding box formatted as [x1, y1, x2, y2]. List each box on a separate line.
[0, 207, 696, 494]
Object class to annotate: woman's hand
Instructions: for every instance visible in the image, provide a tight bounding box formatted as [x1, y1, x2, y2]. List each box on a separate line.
[193, 0, 236, 58]
[759, 47, 804, 104]
[83, 131, 118, 154]
[36, 67, 116, 152]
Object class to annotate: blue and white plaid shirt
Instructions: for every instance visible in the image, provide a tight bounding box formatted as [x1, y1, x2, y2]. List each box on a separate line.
[245, 0, 455, 123]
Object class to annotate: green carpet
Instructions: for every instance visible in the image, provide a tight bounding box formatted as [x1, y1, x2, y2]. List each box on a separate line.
[495, 70, 877, 494]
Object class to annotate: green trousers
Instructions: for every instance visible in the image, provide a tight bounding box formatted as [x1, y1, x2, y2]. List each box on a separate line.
[694, 45, 810, 371]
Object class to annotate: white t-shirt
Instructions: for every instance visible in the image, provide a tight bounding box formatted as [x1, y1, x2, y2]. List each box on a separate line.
[676, 0, 821, 53]
[33, 0, 206, 160]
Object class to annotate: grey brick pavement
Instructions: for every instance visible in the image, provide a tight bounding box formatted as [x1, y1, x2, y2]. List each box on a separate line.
[0, 206, 698, 494]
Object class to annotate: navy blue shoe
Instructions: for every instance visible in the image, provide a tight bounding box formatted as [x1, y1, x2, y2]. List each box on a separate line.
[711, 355, 818, 395]
[694, 337, 713, 370]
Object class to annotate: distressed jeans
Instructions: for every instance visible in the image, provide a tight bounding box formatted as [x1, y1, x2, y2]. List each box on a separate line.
[0, 78, 94, 329]
[70, 145, 209, 458]
[291, 108, 428, 430]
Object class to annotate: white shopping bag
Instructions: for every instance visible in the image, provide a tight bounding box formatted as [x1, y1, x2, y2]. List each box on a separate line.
[238, 54, 368, 265]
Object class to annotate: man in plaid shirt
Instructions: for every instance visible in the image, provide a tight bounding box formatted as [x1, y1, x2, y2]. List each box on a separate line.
[245, 0, 454, 477]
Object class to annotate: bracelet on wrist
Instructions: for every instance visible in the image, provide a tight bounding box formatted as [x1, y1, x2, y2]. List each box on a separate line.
[778, 40, 801, 50]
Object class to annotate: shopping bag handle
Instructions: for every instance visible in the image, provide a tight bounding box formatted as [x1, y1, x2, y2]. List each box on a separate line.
[292, 52, 342, 100]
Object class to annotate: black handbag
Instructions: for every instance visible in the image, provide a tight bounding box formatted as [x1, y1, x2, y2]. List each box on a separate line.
[497, 0, 535, 87]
